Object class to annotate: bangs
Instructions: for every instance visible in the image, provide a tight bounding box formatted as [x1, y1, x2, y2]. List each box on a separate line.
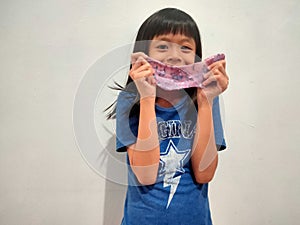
[147, 19, 197, 40]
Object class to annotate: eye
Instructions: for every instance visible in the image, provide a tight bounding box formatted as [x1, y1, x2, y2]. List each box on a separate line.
[181, 45, 193, 52]
[157, 44, 168, 50]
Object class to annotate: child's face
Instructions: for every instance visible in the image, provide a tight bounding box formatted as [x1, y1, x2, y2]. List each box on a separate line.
[148, 33, 196, 66]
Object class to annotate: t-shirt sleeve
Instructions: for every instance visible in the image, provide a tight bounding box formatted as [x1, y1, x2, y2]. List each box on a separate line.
[212, 96, 227, 151]
[116, 91, 139, 152]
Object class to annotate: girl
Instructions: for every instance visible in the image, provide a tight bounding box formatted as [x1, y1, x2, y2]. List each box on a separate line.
[108, 7, 229, 225]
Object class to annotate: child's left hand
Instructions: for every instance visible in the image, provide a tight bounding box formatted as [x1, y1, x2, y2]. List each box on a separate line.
[197, 59, 229, 104]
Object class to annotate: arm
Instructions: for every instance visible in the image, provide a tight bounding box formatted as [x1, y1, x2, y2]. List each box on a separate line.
[191, 59, 229, 184]
[127, 53, 160, 185]
[191, 97, 218, 184]
[127, 97, 160, 185]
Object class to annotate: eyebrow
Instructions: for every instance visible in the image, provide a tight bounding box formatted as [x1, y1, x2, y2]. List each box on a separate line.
[156, 37, 194, 44]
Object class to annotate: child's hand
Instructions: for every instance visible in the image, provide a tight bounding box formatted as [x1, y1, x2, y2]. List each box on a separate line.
[197, 59, 229, 104]
[129, 52, 156, 99]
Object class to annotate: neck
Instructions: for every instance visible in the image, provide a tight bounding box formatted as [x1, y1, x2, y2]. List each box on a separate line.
[155, 88, 184, 108]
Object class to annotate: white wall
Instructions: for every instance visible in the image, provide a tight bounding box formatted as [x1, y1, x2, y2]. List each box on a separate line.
[1, 0, 299, 225]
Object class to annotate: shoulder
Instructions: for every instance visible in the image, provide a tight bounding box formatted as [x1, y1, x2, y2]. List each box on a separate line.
[116, 91, 138, 115]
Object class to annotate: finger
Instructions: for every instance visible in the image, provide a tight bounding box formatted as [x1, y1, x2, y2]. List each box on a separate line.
[211, 64, 229, 83]
[219, 66, 229, 81]
[132, 56, 145, 70]
[131, 52, 148, 63]
[203, 71, 213, 80]
[130, 67, 154, 80]
[208, 60, 226, 71]
[210, 74, 229, 91]
[220, 74, 229, 91]
[132, 57, 151, 72]
[131, 67, 153, 80]
[135, 62, 152, 74]
[130, 71, 151, 80]
[202, 75, 217, 87]
[147, 75, 156, 86]
[131, 52, 149, 64]
[207, 62, 228, 80]
[209, 59, 226, 70]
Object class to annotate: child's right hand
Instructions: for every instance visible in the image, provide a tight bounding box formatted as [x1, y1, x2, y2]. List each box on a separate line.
[129, 52, 156, 99]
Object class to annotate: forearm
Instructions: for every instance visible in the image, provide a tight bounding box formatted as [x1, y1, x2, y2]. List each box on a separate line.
[127, 97, 160, 184]
[191, 98, 218, 183]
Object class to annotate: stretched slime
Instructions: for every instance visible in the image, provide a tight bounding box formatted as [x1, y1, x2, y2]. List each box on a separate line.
[147, 53, 225, 90]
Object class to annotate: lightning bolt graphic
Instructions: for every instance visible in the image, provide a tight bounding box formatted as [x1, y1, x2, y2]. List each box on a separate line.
[163, 173, 181, 208]
[160, 140, 189, 209]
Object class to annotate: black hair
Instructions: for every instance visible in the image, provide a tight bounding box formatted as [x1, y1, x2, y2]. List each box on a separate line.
[105, 8, 202, 119]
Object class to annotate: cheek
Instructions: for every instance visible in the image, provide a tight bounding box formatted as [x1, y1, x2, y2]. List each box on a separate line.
[148, 50, 156, 58]
[148, 50, 165, 61]
[184, 53, 196, 64]
[148, 43, 160, 59]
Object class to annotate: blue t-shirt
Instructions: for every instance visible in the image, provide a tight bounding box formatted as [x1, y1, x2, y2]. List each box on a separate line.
[116, 91, 226, 225]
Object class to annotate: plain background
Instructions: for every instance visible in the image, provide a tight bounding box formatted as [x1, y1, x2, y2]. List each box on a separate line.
[1, 0, 300, 224]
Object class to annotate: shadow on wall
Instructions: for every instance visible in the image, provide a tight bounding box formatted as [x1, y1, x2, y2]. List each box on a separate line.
[98, 133, 127, 225]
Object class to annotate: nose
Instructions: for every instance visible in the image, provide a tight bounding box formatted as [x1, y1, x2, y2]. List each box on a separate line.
[166, 46, 183, 66]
